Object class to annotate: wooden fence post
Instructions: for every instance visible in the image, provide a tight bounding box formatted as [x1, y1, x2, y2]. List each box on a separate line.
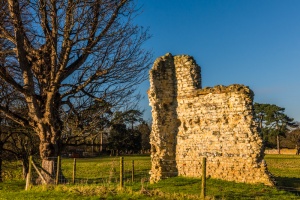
[132, 160, 134, 183]
[31, 161, 46, 184]
[73, 158, 76, 184]
[120, 157, 124, 188]
[56, 156, 60, 185]
[201, 157, 207, 199]
[25, 156, 32, 190]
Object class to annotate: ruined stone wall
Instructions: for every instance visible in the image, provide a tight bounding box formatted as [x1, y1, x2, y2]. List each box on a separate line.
[148, 53, 273, 185]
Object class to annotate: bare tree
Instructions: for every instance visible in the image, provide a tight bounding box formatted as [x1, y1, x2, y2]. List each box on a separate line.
[0, 118, 13, 183]
[0, 76, 34, 182]
[0, 0, 151, 183]
[0, 117, 38, 182]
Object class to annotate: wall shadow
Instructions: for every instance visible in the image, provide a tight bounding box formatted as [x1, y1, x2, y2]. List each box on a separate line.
[274, 176, 300, 194]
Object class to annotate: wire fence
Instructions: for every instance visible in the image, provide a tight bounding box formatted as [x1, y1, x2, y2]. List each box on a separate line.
[23, 156, 300, 199]
[25, 156, 152, 188]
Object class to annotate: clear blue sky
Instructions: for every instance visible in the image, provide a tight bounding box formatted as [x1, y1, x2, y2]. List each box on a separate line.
[135, 0, 300, 122]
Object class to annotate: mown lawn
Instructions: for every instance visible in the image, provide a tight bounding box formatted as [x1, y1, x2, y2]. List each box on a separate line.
[265, 154, 300, 193]
[60, 155, 151, 184]
[0, 154, 299, 199]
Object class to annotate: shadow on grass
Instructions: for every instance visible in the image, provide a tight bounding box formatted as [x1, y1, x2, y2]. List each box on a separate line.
[274, 176, 300, 195]
[148, 176, 300, 199]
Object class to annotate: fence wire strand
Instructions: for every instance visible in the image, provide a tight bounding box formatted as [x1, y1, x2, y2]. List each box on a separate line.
[24, 156, 300, 199]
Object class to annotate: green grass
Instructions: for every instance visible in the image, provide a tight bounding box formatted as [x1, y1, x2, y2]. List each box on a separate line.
[0, 154, 300, 199]
[0, 183, 147, 200]
[146, 176, 298, 200]
[1, 160, 24, 181]
[60, 155, 151, 184]
[265, 154, 300, 192]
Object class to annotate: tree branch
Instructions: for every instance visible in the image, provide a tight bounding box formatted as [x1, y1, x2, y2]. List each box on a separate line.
[60, 0, 128, 83]
[0, 67, 25, 94]
[0, 105, 29, 127]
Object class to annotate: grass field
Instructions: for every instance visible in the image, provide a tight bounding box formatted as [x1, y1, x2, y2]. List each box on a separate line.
[59, 156, 151, 184]
[0, 154, 299, 199]
[265, 154, 300, 193]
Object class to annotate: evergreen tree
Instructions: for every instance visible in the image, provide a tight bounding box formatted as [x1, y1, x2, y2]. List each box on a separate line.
[254, 103, 296, 154]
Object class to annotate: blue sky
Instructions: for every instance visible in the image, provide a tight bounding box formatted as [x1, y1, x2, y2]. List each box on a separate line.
[135, 0, 300, 122]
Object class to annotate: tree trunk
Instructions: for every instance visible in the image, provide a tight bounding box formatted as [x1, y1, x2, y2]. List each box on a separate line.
[34, 113, 66, 184]
[0, 156, 2, 183]
[277, 135, 281, 154]
[21, 157, 29, 180]
[37, 140, 66, 184]
[0, 144, 3, 182]
[30, 91, 66, 184]
[36, 142, 57, 184]
[100, 132, 103, 152]
[296, 144, 299, 155]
